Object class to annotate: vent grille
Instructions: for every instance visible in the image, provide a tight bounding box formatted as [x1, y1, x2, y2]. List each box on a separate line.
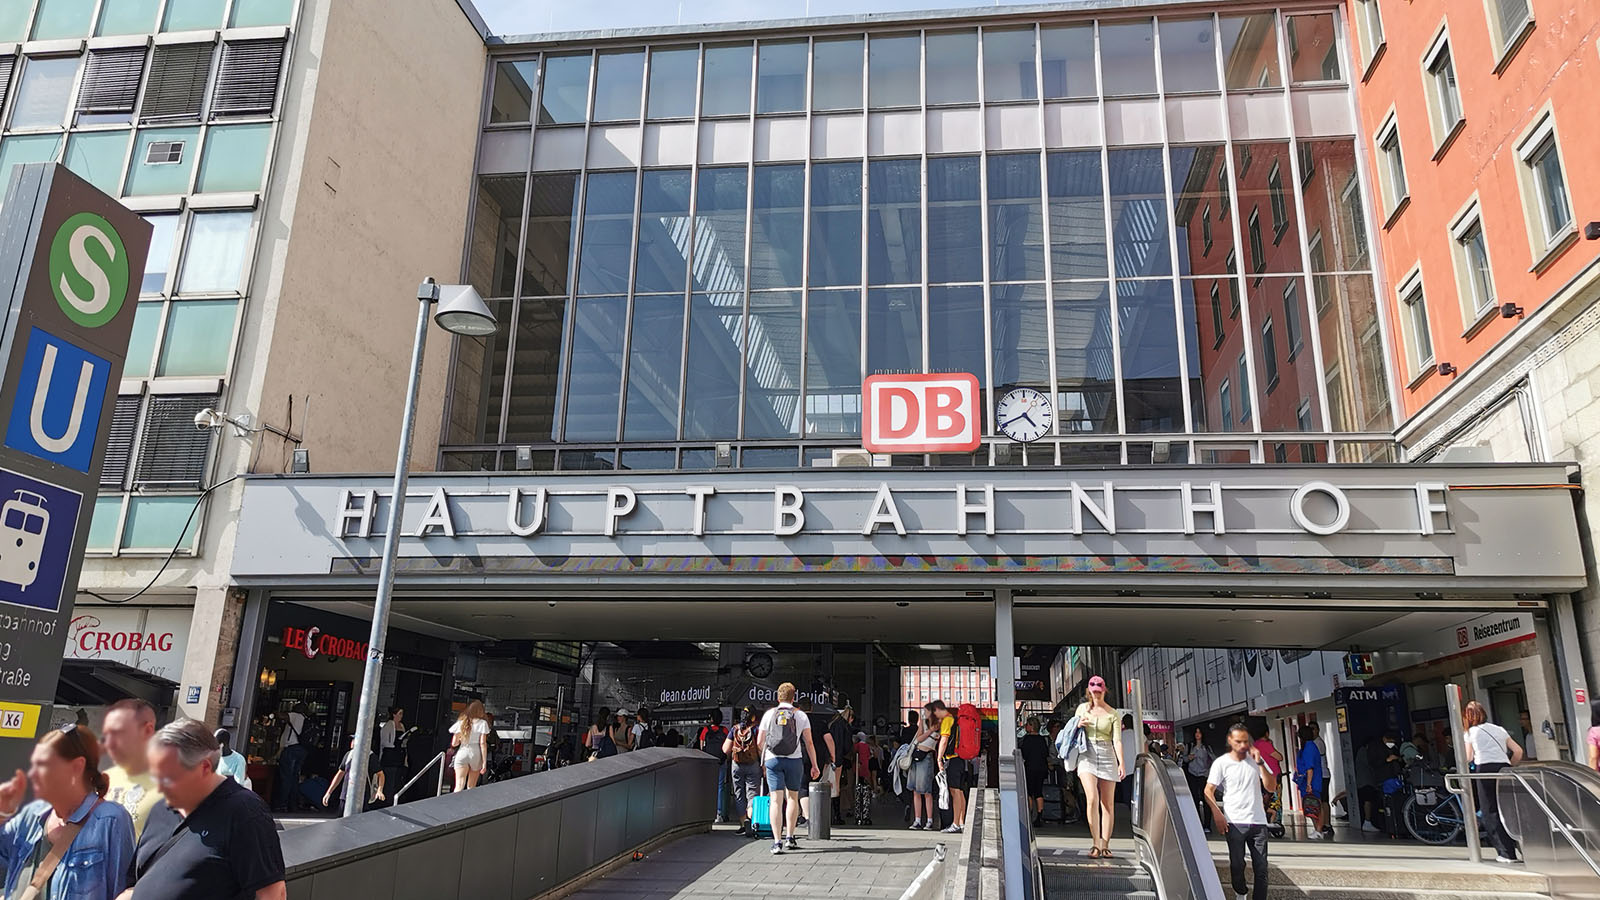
[145, 140, 184, 165]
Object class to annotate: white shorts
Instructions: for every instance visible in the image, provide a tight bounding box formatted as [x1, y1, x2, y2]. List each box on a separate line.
[454, 742, 484, 773]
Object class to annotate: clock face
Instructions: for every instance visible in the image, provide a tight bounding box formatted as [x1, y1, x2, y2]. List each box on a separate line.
[745, 652, 774, 679]
[996, 388, 1054, 443]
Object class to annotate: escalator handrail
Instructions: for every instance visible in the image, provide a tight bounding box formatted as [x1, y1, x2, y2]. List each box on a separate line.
[1445, 760, 1600, 880]
[1133, 752, 1227, 900]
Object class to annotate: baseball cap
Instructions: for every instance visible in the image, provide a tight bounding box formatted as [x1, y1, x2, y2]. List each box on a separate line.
[1087, 676, 1106, 691]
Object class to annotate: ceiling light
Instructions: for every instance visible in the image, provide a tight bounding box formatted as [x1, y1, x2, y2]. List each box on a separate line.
[917, 644, 945, 651]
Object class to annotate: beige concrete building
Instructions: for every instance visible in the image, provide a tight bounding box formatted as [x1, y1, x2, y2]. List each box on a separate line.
[10, 0, 487, 724]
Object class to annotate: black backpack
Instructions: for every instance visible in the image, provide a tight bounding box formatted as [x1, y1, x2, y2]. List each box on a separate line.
[636, 725, 656, 749]
[765, 708, 800, 756]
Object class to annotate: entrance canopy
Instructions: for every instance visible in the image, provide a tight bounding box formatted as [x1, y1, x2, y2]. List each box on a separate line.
[233, 463, 1584, 597]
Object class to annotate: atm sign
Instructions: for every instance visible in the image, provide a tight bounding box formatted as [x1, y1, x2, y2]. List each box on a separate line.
[863, 374, 981, 453]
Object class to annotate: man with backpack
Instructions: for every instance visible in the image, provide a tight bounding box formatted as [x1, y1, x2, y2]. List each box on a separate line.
[697, 710, 731, 823]
[758, 683, 821, 854]
[935, 699, 981, 834]
[631, 709, 656, 750]
[823, 706, 856, 826]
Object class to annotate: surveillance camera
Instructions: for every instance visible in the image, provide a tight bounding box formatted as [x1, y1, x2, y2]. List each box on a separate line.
[193, 409, 219, 431]
[547, 600, 557, 608]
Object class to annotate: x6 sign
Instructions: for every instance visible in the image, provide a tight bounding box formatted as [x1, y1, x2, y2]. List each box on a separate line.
[862, 374, 981, 453]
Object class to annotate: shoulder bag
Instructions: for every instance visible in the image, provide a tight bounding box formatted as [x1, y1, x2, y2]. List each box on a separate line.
[17, 801, 98, 900]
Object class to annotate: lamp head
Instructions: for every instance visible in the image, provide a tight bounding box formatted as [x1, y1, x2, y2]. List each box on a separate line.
[432, 284, 498, 337]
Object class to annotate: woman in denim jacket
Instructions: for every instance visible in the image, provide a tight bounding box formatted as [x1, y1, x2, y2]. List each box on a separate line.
[0, 723, 134, 900]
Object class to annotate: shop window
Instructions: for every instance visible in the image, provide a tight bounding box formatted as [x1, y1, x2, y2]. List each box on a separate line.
[162, 0, 225, 33]
[97, 0, 159, 37]
[12, 55, 80, 129]
[32, 0, 96, 42]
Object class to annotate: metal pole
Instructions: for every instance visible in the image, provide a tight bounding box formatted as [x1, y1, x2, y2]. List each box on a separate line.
[1445, 683, 1482, 861]
[344, 282, 434, 817]
[996, 590, 1017, 756]
[1129, 677, 1144, 763]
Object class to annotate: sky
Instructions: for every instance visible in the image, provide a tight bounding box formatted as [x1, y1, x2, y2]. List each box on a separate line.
[469, 0, 1043, 35]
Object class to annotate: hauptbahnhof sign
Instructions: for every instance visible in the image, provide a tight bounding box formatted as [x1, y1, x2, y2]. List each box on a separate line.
[231, 465, 1584, 593]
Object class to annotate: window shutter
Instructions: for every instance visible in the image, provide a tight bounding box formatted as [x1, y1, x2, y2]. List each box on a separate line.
[99, 396, 142, 491]
[212, 38, 286, 118]
[77, 48, 147, 115]
[1496, 0, 1530, 34]
[132, 393, 218, 490]
[0, 57, 14, 122]
[140, 43, 215, 123]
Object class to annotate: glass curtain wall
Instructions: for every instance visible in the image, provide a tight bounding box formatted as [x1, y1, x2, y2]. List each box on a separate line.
[452, 8, 1386, 470]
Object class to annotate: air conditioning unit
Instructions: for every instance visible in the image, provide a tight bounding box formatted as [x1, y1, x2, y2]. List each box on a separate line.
[818, 448, 888, 468]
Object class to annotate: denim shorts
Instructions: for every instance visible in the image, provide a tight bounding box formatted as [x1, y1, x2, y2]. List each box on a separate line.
[765, 756, 805, 792]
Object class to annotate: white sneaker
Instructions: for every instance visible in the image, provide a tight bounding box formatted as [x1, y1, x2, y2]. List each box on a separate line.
[771, 841, 784, 855]
[910, 818, 923, 829]
[1496, 855, 1521, 864]
[1360, 821, 1379, 833]
[1307, 830, 1324, 840]
[942, 824, 963, 834]
[1235, 893, 1249, 900]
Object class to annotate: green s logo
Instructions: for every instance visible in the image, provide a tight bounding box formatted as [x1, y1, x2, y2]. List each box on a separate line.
[50, 212, 129, 328]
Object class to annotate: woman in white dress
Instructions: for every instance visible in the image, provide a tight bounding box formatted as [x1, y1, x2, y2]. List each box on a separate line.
[1074, 676, 1124, 858]
[450, 700, 491, 791]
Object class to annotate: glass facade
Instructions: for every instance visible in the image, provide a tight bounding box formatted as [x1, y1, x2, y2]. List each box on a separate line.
[0, 1, 299, 550]
[452, 7, 1392, 470]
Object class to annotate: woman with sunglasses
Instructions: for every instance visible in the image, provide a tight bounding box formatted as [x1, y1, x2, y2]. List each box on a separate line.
[1073, 676, 1124, 859]
[0, 723, 135, 900]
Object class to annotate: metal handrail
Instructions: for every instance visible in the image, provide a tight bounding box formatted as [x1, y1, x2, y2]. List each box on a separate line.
[1000, 751, 1044, 900]
[393, 751, 448, 805]
[1131, 752, 1227, 900]
[1445, 766, 1600, 881]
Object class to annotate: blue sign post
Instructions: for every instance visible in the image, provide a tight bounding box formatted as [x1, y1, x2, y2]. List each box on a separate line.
[0, 164, 150, 767]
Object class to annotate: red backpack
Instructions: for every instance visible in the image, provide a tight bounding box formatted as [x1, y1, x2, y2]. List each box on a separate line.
[954, 703, 982, 760]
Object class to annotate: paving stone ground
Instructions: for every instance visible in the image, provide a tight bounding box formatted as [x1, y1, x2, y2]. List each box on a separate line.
[565, 823, 949, 900]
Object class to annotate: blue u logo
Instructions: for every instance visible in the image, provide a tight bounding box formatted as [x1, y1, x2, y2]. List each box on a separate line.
[4, 329, 111, 474]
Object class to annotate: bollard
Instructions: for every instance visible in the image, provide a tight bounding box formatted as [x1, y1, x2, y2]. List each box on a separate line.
[808, 780, 832, 840]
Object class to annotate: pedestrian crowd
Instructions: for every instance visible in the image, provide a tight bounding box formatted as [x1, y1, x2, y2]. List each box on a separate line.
[0, 699, 286, 900]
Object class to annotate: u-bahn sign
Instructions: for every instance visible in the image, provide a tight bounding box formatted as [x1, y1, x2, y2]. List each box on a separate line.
[0, 165, 151, 771]
[232, 464, 1586, 593]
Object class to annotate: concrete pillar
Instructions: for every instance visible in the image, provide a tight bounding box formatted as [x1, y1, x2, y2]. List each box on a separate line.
[996, 590, 1017, 756]
[178, 585, 247, 725]
[1549, 594, 1591, 756]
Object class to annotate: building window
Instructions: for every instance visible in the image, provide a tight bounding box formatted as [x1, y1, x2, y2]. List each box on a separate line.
[1261, 318, 1278, 390]
[1238, 354, 1251, 423]
[1340, 176, 1370, 266]
[1297, 142, 1315, 186]
[1268, 162, 1287, 240]
[1283, 280, 1303, 357]
[1374, 113, 1408, 219]
[1218, 162, 1230, 219]
[1397, 270, 1434, 379]
[1354, 0, 1386, 69]
[1226, 251, 1240, 316]
[11, 55, 79, 129]
[1248, 210, 1265, 273]
[1423, 33, 1463, 148]
[1484, 0, 1533, 62]
[1210, 283, 1225, 348]
[1219, 380, 1232, 432]
[1202, 203, 1213, 254]
[142, 43, 216, 123]
[1450, 204, 1497, 322]
[1514, 114, 1573, 258]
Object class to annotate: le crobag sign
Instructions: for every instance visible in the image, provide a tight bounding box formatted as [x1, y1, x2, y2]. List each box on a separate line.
[862, 373, 981, 453]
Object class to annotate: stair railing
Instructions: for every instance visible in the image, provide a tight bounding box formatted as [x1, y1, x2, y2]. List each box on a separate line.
[1131, 752, 1227, 900]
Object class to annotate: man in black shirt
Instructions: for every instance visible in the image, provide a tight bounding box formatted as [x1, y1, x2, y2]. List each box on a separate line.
[119, 720, 286, 900]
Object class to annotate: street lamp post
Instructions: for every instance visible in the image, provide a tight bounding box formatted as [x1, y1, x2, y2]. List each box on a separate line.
[343, 278, 497, 818]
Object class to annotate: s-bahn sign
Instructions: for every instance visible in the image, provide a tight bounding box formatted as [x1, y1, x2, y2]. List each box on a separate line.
[231, 465, 1586, 590]
[0, 165, 152, 771]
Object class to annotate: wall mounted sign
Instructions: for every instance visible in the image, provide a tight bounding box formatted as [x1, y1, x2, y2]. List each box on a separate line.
[862, 373, 981, 453]
[281, 626, 369, 662]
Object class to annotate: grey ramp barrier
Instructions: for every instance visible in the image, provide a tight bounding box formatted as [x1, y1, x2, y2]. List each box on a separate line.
[282, 748, 717, 900]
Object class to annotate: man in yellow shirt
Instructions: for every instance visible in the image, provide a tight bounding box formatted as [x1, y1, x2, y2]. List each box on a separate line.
[102, 697, 160, 837]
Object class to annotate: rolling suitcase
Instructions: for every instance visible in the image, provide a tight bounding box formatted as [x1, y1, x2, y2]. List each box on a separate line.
[1041, 781, 1066, 825]
[751, 794, 774, 838]
[853, 781, 874, 826]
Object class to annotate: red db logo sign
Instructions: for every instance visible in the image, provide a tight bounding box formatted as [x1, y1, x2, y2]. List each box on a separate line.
[862, 374, 981, 453]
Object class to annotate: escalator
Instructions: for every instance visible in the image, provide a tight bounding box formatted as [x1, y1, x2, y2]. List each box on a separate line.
[1040, 849, 1157, 900]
